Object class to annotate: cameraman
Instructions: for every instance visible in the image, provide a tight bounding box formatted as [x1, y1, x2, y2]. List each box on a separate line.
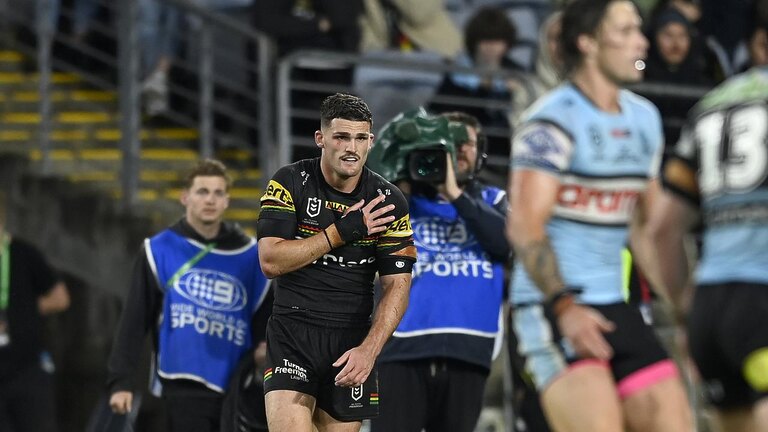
[369, 111, 509, 432]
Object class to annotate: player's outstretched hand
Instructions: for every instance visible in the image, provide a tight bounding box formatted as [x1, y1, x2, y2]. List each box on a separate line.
[332, 345, 376, 387]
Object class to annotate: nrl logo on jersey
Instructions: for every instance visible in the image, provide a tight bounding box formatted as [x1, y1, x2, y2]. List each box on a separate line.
[351, 384, 363, 401]
[307, 197, 321, 217]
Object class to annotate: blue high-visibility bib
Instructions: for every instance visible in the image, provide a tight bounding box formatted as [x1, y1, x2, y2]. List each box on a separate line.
[148, 230, 268, 393]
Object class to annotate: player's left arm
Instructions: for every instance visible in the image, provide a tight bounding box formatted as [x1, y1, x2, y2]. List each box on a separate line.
[632, 122, 700, 309]
[333, 188, 416, 387]
[333, 271, 412, 387]
[629, 176, 665, 293]
[635, 158, 700, 312]
[643, 188, 698, 312]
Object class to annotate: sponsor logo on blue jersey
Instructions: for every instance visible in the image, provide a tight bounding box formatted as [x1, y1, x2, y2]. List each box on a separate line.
[174, 269, 248, 312]
[412, 217, 477, 252]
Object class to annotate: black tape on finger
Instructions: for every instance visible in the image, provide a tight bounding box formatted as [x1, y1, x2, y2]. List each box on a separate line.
[335, 209, 367, 242]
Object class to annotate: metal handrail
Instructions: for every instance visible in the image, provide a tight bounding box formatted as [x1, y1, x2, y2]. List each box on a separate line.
[629, 81, 711, 100]
[162, 0, 277, 179]
[20, 0, 278, 206]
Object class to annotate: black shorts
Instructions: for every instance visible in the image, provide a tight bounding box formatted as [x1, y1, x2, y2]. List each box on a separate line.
[688, 282, 768, 408]
[263, 311, 379, 421]
[591, 303, 671, 388]
[513, 302, 674, 397]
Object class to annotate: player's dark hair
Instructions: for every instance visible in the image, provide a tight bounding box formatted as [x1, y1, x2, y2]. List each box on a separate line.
[184, 159, 232, 191]
[560, 0, 623, 74]
[320, 93, 373, 129]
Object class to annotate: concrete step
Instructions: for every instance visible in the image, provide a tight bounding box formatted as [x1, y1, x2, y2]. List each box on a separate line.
[0, 110, 114, 124]
[0, 89, 118, 111]
[229, 168, 263, 187]
[0, 126, 200, 149]
[0, 51, 263, 234]
[16, 144, 260, 185]
[0, 71, 84, 89]
[0, 51, 26, 73]
[24, 148, 200, 176]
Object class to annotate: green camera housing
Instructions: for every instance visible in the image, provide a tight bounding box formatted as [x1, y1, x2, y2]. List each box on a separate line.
[367, 107, 468, 183]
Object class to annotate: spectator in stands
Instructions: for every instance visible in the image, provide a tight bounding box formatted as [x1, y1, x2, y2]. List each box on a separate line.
[749, 23, 768, 66]
[252, 0, 362, 57]
[647, 0, 734, 82]
[252, 0, 364, 148]
[645, 8, 712, 85]
[745, 0, 768, 68]
[649, 0, 702, 24]
[139, 0, 180, 117]
[643, 8, 713, 145]
[699, 0, 755, 75]
[360, 0, 463, 59]
[429, 7, 530, 158]
[107, 159, 271, 432]
[509, 10, 565, 128]
[69, 0, 100, 44]
[0, 191, 70, 432]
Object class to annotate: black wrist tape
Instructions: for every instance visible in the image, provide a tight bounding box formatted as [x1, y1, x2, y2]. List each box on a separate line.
[335, 209, 367, 242]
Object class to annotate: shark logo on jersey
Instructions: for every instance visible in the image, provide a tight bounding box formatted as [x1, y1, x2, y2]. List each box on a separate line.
[614, 143, 641, 163]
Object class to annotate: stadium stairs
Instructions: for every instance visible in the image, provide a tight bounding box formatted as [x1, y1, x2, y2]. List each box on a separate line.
[0, 49, 263, 236]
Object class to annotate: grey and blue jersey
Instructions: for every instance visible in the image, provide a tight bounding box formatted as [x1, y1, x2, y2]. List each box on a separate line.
[663, 66, 768, 285]
[510, 83, 663, 305]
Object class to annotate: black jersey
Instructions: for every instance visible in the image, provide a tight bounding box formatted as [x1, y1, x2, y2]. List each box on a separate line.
[257, 158, 416, 320]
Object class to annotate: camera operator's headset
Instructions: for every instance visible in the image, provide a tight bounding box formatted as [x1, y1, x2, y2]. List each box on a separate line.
[367, 107, 488, 183]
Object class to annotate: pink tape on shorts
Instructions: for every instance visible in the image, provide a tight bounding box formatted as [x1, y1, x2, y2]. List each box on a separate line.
[617, 359, 679, 399]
